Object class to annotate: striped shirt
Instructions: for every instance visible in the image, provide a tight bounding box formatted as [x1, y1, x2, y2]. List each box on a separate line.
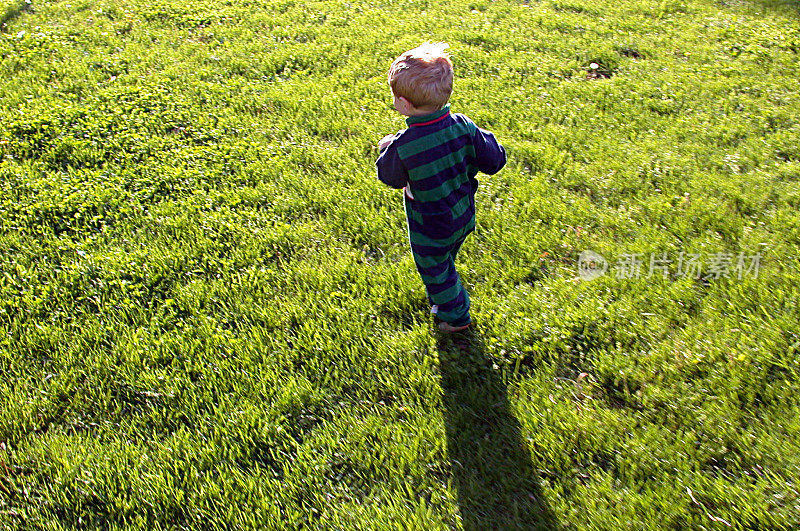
[375, 105, 506, 249]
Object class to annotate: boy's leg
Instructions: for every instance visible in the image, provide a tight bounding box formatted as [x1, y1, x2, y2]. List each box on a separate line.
[427, 235, 465, 313]
[412, 236, 471, 326]
[449, 234, 466, 263]
[440, 234, 470, 325]
[404, 195, 472, 325]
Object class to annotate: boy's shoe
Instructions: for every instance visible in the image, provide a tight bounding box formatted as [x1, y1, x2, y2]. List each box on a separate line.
[430, 304, 439, 314]
[438, 321, 471, 333]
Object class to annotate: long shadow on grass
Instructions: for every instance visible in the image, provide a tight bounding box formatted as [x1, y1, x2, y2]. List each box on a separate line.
[437, 330, 558, 530]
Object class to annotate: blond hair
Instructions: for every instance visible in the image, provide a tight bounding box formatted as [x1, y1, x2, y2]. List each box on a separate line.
[388, 42, 453, 110]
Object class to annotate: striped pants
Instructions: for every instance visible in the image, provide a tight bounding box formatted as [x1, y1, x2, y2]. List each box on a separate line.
[405, 196, 474, 327]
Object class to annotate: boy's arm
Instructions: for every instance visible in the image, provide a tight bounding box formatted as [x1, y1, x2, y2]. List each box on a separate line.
[473, 126, 507, 175]
[375, 136, 408, 189]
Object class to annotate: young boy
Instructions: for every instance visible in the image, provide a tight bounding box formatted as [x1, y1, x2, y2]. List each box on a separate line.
[375, 42, 506, 333]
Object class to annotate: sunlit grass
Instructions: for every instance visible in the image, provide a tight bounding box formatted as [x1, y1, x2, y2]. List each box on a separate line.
[1, 0, 799, 528]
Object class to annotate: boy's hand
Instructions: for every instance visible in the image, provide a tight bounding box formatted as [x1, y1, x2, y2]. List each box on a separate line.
[378, 134, 395, 151]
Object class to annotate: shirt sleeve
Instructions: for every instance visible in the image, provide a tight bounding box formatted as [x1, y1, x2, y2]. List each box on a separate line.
[375, 137, 408, 189]
[472, 126, 506, 175]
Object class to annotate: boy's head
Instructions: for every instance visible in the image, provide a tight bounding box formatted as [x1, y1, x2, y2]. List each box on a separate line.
[388, 42, 453, 113]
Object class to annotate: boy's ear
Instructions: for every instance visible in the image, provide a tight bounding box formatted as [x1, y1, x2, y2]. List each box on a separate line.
[397, 96, 414, 113]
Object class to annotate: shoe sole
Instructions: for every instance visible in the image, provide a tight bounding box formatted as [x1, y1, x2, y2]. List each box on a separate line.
[438, 322, 471, 333]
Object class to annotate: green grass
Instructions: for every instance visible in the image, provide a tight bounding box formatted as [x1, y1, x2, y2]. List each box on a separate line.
[1, 0, 799, 528]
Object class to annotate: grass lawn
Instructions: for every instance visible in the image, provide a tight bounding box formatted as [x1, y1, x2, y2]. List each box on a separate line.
[1, 0, 799, 528]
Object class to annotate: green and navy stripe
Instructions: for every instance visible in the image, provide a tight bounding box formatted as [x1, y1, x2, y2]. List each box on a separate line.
[376, 105, 506, 325]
